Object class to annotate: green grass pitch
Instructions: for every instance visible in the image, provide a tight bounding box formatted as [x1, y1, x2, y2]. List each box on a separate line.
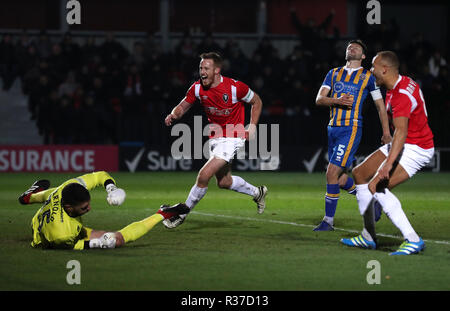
[0, 172, 449, 291]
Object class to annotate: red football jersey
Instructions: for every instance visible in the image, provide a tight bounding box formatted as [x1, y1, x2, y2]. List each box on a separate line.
[184, 75, 254, 138]
[386, 75, 434, 149]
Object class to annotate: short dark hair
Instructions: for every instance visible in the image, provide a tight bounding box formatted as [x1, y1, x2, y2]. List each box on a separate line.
[347, 39, 368, 55]
[199, 52, 223, 68]
[377, 50, 400, 71]
[61, 183, 90, 206]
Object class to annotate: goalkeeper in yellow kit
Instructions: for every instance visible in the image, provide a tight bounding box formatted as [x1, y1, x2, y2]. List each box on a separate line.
[19, 171, 189, 250]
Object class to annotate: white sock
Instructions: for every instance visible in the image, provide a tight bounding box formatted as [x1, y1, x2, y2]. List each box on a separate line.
[356, 184, 373, 215]
[361, 228, 374, 242]
[185, 184, 208, 214]
[229, 175, 258, 198]
[373, 189, 420, 242]
[323, 216, 334, 226]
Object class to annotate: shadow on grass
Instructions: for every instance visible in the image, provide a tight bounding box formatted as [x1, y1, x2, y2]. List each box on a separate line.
[339, 232, 399, 253]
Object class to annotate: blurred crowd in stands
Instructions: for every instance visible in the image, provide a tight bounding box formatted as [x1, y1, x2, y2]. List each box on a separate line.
[0, 10, 449, 148]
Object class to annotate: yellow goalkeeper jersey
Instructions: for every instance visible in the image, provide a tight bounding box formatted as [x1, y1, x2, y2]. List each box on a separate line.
[31, 171, 116, 250]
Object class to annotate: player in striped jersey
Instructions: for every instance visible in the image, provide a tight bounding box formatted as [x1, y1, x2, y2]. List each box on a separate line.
[313, 40, 392, 231]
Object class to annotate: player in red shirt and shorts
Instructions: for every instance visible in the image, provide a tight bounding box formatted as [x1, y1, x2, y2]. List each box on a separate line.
[163, 52, 268, 228]
[341, 51, 434, 255]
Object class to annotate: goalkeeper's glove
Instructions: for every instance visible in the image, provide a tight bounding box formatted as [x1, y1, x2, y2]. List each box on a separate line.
[89, 232, 116, 249]
[106, 183, 126, 206]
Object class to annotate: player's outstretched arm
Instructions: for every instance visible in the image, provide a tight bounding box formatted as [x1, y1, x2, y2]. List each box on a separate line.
[75, 171, 116, 190]
[165, 99, 193, 126]
[74, 171, 126, 206]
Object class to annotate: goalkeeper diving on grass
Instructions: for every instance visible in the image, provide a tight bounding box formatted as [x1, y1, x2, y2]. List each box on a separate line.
[18, 171, 189, 250]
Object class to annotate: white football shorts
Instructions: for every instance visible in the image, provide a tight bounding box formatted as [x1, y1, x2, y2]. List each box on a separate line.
[209, 137, 245, 163]
[379, 143, 434, 177]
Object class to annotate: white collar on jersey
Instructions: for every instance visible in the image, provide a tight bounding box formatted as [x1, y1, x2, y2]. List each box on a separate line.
[344, 66, 363, 74]
[392, 75, 402, 90]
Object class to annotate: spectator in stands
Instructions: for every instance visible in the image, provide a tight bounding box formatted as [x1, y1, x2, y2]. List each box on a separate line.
[18, 44, 39, 86]
[128, 41, 146, 68]
[2, 18, 447, 149]
[81, 93, 102, 144]
[248, 51, 264, 78]
[100, 32, 128, 70]
[227, 46, 249, 80]
[48, 43, 68, 83]
[428, 49, 447, 78]
[54, 95, 75, 144]
[197, 32, 222, 54]
[255, 36, 277, 63]
[58, 71, 78, 97]
[0, 34, 19, 90]
[286, 45, 310, 81]
[35, 30, 52, 59]
[34, 79, 54, 143]
[122, 63, 145, 141]
[81, 36, 97, 65]
[177, 31, 197, 58]
[143, 32, 159, 59]
[290, 7, 335, 55]
[61, 32, 81, 70]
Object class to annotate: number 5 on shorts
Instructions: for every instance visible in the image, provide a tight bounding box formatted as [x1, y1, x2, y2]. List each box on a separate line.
[337, 144, 346, 156]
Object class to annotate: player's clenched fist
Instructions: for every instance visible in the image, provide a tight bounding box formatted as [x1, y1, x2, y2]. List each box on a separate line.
[336, 93, 354, 107]
[165, 114, 177, 126]
[106, 183, 126, 206]
[245, 124, 257, 141]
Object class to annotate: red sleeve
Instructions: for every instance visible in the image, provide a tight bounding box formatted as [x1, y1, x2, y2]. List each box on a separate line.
[235, 80, 255, 103]
[184, 83, 197, 104]
[235, 80, 250, 100]
[391, 93, 412, 119]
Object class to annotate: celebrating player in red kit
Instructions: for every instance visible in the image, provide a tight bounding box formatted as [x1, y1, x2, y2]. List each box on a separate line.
[163, 52, 268, 228]
[341, 51, 434, 255]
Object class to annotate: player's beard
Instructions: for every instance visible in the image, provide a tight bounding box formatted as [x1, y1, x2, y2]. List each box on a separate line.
[346, 53, 363, 61]
[201, 75, 216, 89]
[201, 78, 211, 88]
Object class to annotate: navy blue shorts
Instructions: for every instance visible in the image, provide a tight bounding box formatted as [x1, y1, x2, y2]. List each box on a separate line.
[327, 125, 362, 168]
